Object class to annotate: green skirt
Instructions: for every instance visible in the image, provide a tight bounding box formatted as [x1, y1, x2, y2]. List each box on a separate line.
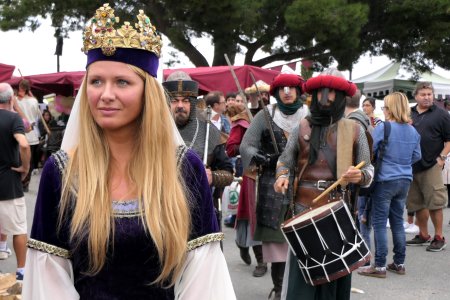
[254, 204, 289, 243]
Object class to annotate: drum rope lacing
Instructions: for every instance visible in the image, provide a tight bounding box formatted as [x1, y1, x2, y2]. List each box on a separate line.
[285, 204, 370, 285]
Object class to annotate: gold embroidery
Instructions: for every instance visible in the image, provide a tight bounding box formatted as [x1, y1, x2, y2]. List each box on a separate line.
[114, 210, 143, 218]
[187, 232, 224, 251]
[27, 238, 70, 259]
[167, 90, 198, 98]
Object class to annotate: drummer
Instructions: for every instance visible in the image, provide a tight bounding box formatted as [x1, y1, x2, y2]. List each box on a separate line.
[274, 68, 373, 300]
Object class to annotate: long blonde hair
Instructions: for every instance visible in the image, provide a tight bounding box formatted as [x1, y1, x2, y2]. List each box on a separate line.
[383, 92, 411, 123]
[59, 65, 190, 285]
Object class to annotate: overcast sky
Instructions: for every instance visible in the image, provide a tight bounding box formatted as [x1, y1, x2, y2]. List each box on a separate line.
[1, 18, 449, 81]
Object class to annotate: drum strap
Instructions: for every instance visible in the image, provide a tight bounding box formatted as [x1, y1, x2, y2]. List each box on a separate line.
[290, 162, 308, 217]
[336, 119, 356, 189]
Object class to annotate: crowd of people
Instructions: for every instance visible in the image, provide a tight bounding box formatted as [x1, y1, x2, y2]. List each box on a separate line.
[0, 79, 67, 281]
[1, 3, 450, 300]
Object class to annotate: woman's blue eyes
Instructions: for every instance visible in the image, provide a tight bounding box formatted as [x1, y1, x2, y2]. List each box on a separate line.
[89, 79, 129, 86]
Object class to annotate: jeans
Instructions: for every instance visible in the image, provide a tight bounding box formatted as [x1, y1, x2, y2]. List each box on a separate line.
[371, 179, 411, 267]
[357, 195, 372, 251]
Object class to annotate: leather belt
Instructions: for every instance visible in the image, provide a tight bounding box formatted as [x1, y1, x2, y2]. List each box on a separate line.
[298, 180, 335, 191]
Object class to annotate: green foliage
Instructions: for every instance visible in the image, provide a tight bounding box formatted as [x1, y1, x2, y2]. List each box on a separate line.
[363, 0, 450, 72]
[0, 0, 449, 73]
[285, 0, 368, 70]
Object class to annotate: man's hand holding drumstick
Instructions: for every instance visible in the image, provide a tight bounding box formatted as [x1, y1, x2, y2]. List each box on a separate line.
[274, 162, 365, 194]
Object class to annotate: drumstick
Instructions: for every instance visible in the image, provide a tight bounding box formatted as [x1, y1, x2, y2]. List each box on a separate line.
[311, 161, 366, 205]
[351, 287, 365, 294]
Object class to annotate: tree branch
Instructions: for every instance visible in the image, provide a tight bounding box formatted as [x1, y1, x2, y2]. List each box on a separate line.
[251, 46, 329, 67]
[145, 1, 209, 67]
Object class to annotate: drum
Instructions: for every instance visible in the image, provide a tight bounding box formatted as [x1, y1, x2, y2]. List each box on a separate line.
[281, 200, 370, 286]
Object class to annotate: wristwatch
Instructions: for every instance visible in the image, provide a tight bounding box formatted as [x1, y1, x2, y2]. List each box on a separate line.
[439, 154, 447, 161]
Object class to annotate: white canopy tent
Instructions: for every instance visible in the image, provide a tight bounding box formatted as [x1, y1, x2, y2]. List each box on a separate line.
[353, 62, 450, 101]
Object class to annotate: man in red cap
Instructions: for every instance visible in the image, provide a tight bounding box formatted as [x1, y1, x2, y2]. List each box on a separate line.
[240, 73, 309, 299]
[274, 68, 373, 299]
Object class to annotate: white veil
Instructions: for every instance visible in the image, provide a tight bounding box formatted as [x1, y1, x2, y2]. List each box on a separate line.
[61, 80, 185, 152]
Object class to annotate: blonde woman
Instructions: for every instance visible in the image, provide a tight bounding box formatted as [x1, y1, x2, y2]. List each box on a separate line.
[23, 4, 235, 299]
[359, 92, 421, 278]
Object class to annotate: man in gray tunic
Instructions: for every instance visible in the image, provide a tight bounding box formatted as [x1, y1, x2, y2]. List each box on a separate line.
[240, 73, 309, 300]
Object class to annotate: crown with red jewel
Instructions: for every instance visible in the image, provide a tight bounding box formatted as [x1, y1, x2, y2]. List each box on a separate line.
[81, 3, 162, 57]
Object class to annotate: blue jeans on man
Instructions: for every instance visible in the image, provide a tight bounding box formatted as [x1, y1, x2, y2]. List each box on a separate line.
[371, 179, 411, 267]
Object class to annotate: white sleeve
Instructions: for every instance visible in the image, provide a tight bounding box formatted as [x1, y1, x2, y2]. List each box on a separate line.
[175, 241, 236, 300]
[22, 249, 80, 300]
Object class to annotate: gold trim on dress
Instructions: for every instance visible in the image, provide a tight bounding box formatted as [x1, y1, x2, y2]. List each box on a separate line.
[114, 210, 143, 218]
[27, 238, 70, 259]
[187, 232, 225, 251]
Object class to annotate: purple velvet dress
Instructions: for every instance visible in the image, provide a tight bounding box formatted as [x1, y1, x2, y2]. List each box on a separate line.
[29, 148, 219, 299]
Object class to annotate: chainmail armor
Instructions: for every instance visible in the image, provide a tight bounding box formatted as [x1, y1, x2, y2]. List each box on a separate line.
[178, 115, 222, 160]
[240, 104, 308, 230]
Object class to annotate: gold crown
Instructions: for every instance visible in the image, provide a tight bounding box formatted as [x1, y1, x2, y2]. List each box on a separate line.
[81, 3, 162, 57]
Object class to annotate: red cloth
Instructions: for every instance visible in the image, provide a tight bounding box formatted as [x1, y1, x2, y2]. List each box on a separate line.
[226, 120, 249, 157]
[225, 118, 256, 234]
[269, 73, 304, 95]
[6, 71, 85, 96]
[163, 65, 280, 95]
[304, 74, 357, 97]
[236, 176, 257, 235]
[0, 63, 15, 82]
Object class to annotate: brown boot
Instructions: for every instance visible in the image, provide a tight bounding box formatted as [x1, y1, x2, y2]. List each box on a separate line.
[253, 262, 268, 277]
[252, 245, 267, 277]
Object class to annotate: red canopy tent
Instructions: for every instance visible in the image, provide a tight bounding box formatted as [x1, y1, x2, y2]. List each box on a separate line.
[6, 71, 85, 98]
[0, 63, 15, 82]
[163, 65, 280, 95]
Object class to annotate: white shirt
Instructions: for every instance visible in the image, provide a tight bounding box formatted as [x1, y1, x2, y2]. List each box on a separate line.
[16, 95, 41, 145]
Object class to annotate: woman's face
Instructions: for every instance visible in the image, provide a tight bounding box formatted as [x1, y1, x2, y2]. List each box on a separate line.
[86, 61, 144, 133]
[362, 100, 374, 115]
[235, 94, 244, 105]
[43, 111, 51, 121]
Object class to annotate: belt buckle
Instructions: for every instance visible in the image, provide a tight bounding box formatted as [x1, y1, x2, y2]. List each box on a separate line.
[317, 180, 327, 191]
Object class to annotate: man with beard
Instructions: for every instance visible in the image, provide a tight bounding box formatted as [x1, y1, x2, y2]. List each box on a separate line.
[163, 71, 234, 225]
[240, 73, 309, 300]
[274, 68, 373, 300]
